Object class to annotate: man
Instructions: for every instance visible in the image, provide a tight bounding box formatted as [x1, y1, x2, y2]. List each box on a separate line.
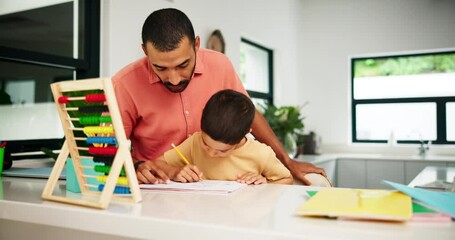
[112, 8, 325, 185]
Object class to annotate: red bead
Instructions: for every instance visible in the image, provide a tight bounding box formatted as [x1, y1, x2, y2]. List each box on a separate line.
[58, 96, 70, 104]
[85, 94, 106, 103]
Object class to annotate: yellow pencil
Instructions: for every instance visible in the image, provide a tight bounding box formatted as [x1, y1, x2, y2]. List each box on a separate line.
[171, 143, 190, 165]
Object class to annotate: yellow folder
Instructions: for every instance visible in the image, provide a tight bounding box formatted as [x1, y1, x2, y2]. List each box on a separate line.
[297, 189, 412, 221]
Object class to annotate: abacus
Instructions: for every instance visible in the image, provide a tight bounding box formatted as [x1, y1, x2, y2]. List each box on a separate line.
[42, 78, 142, 209]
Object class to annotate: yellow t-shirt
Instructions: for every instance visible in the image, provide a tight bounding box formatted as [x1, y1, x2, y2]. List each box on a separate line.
[164, 132, 291, 182]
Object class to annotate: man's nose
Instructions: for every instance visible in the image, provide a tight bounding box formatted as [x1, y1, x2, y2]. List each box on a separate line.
[168, 70, 181, 85]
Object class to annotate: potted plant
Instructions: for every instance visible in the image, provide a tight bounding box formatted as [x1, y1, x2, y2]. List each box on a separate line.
[259, 103, 305, 158]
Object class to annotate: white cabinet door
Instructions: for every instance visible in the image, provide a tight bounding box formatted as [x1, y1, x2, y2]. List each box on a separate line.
[366, 160, 404, 189]
[336, 159, 366, 188]
[405, 161, 447, 184]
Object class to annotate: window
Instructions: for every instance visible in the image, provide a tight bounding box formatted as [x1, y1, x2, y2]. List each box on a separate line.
[0, 0, 100, 157]
[351, 50, 455, 145]
[239, 38, 274, 105]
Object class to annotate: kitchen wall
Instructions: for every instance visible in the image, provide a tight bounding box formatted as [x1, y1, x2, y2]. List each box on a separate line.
[101, 0, 455, 154]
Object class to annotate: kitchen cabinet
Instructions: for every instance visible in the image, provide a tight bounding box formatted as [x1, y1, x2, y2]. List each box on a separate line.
[404, 161, 447, 184]
[366, 160, 404, 189]
[336, 157, 454, 189]
[336, 159, 366, 188]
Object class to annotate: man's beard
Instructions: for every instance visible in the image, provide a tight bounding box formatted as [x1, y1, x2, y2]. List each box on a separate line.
[163, 80, 190, 93]
[161, 62, 195, 93]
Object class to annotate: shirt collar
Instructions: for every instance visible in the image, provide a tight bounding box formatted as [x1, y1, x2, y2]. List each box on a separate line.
[148, 50, 204, 84]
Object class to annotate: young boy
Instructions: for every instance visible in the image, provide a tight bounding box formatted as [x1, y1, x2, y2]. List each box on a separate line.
[153, 89, 293, 185]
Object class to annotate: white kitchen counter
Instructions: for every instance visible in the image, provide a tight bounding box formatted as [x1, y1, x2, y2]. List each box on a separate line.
[1, 176, 455, 240]
[299, 153, 455, 163]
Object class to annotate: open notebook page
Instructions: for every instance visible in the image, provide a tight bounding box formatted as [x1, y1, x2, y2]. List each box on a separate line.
[140, 180, 246, 194]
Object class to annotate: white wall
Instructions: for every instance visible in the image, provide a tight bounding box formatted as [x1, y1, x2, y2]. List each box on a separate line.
[101, 0, 455, 155]
[297, 0, 455, 154]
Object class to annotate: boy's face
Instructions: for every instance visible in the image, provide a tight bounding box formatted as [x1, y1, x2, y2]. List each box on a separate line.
[200, 132, 238, 158]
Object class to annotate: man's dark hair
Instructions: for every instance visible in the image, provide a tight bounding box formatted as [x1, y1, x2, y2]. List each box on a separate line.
[201, 90, 255, 145]
[142, 8, 195, 52]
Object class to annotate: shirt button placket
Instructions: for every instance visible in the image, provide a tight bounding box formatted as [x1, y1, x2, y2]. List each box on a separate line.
[181, 92, 191, 136]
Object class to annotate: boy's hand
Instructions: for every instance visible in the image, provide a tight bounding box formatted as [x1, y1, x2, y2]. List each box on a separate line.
[172, 165, 203, 183]
[237, 172, 267, 185]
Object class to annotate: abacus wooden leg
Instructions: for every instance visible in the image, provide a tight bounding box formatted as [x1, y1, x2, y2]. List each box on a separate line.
[42, 140, 69, 199]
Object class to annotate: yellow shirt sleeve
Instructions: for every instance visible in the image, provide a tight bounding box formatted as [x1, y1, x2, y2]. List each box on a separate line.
[260, 147, 292, 182]
[163, 134, 196, 167]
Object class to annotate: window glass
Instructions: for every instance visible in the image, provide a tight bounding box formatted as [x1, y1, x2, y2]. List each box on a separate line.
[0, 60, 73, 105]
[447, 102, 455, 141]
[239, 38, 273, 104]
[353, 54, 455, 99]
[0, 60, 72, 141]
[0, 1, 84, 58]
[355, 103, 437, 141]
[251, 98, 268, 108]
[240, 41, 270, 94]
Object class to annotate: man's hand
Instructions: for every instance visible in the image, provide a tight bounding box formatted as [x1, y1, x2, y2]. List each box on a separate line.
[237, 172, 267, 185]
[287, 160, 326, 185]
[171, 164, 203, 183]
[136, 161, 170, 184]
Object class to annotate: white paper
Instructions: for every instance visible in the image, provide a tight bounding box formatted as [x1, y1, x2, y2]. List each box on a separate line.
[140, 180, 246, 194]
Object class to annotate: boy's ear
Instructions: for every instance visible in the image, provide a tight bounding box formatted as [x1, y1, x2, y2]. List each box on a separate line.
[249, 128, 252, 133]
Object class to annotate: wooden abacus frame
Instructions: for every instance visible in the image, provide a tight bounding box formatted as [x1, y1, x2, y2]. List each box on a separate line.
[42, 78, 142, 209]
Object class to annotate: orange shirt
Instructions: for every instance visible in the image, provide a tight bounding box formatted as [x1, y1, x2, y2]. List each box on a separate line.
[112, 49, 247, 161]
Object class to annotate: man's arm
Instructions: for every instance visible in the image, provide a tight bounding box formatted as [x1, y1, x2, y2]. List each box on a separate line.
[250, 110, 326, 185]
[135, 157, 171, 184]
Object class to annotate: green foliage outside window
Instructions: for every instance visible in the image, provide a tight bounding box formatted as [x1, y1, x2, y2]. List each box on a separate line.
[354, 54, 455, 78]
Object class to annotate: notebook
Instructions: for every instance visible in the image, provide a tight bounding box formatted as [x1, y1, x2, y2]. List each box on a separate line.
[384, 180, 455, 218]
[140, 180, 246, 194]
[297, 188, 412, 221]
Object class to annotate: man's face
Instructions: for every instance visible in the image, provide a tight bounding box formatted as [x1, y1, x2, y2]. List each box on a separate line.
[143, 36, 200, 93]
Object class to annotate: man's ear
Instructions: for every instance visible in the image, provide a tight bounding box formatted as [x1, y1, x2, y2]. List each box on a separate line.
[194, 36, 201, 52]
[141, 43, 147, 56]
[248, 128, 252, 133]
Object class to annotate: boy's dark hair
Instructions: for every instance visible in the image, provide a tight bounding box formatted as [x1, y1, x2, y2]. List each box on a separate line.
[201, 90, 255, 145]
[142, 8, 195, 52]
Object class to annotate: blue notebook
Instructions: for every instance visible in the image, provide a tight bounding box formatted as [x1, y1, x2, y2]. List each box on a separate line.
[384, 180, 455, 218]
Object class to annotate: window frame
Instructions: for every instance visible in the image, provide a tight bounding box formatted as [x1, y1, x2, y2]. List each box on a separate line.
[0, 0, 100, 157]
[351, 50, 455, 145]
[240, 37, 274, 105]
